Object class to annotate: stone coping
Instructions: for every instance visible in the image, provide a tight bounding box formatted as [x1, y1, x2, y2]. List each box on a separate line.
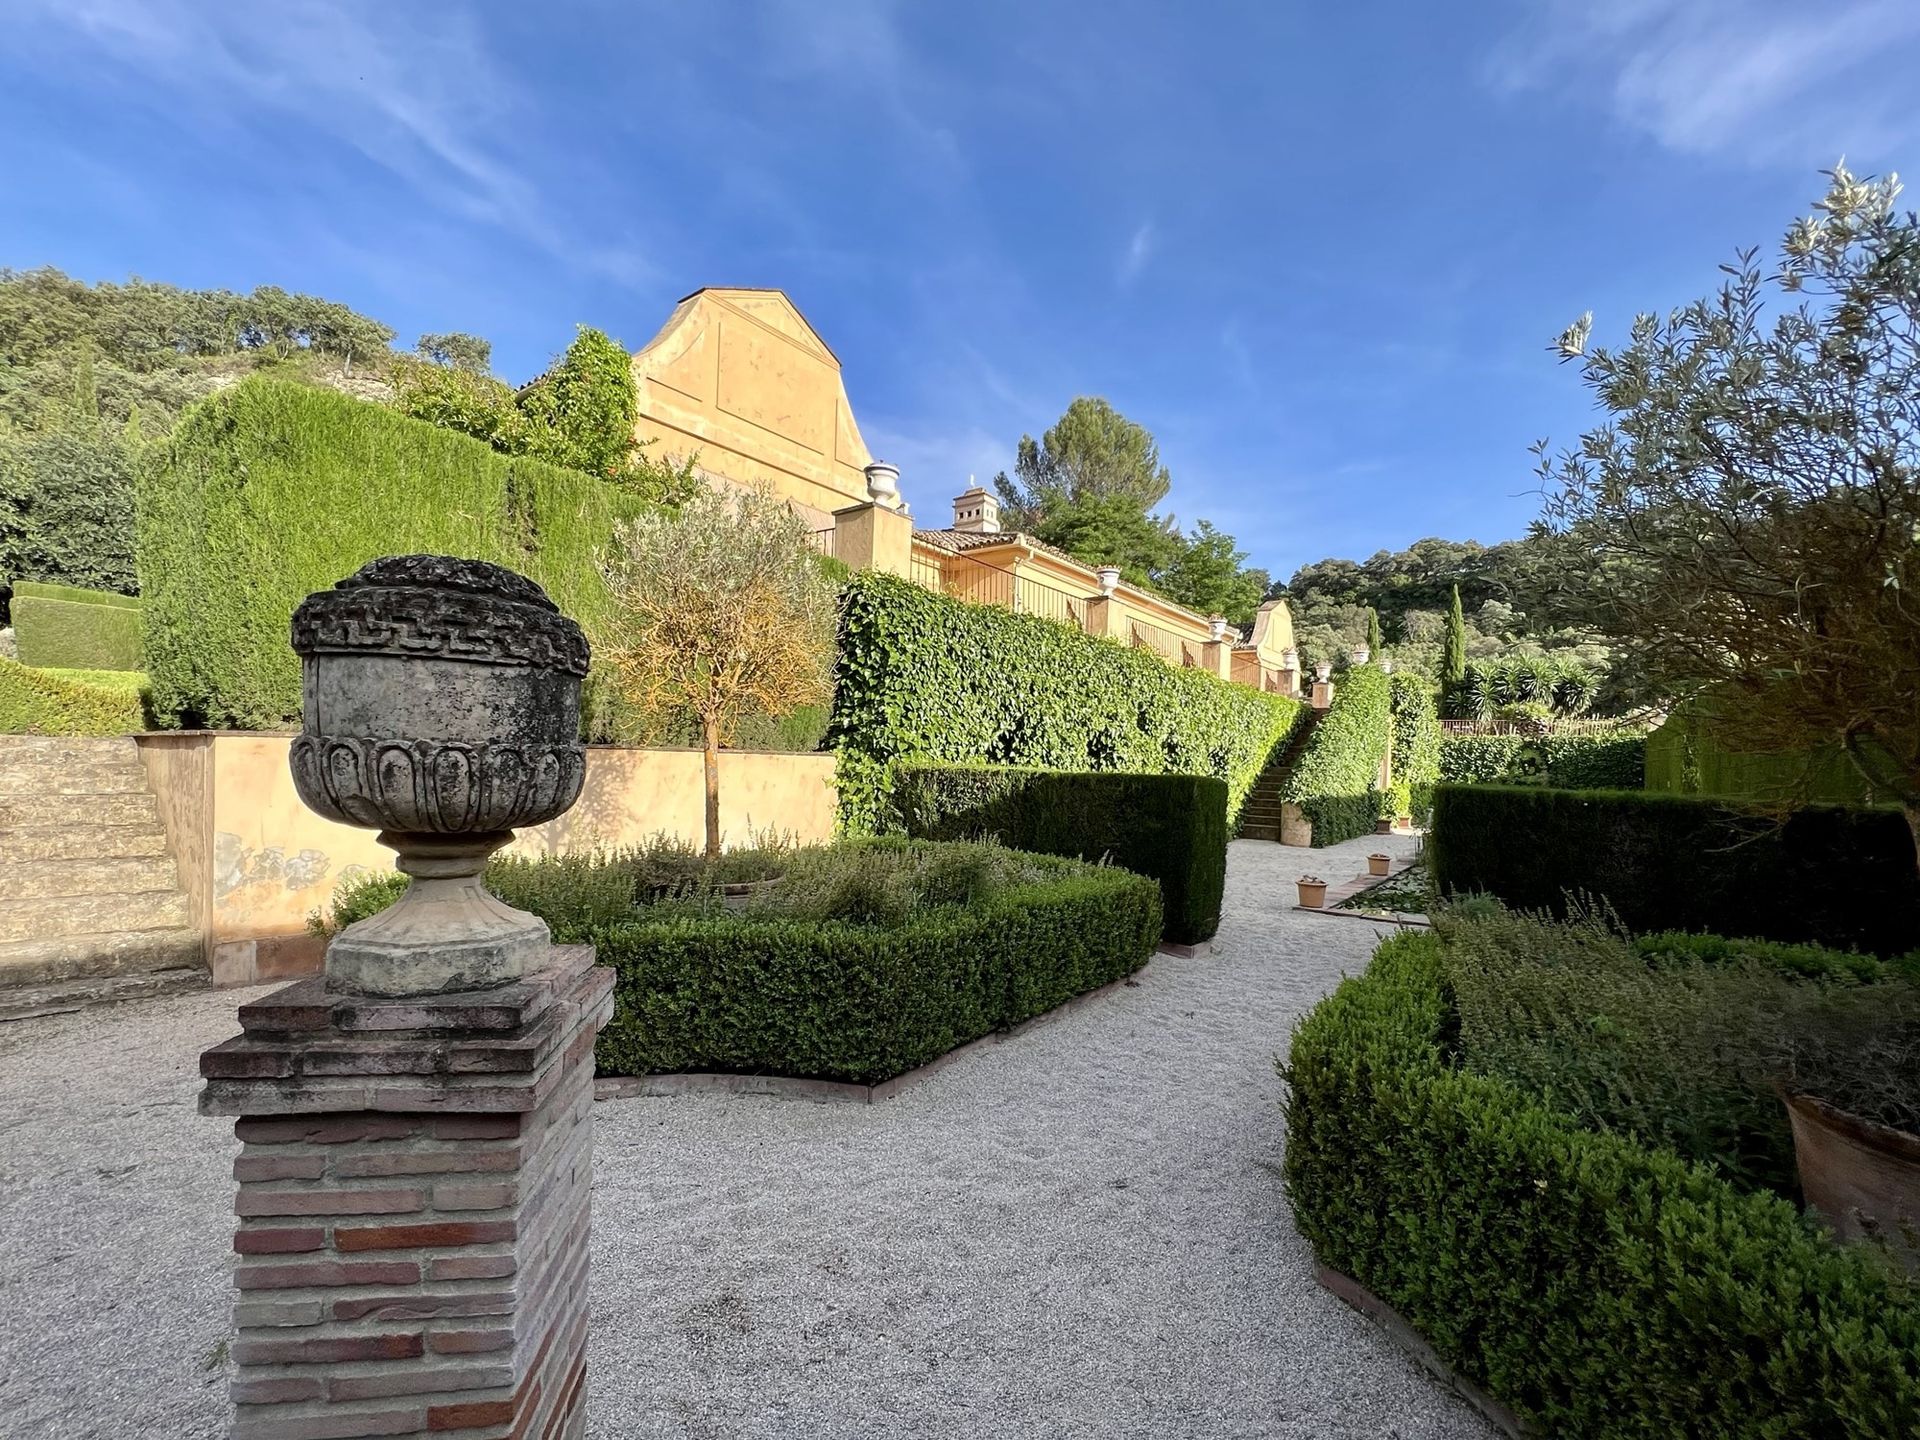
[1315, 1265, 1531, 1439]
[595, 964, 1150, 1107]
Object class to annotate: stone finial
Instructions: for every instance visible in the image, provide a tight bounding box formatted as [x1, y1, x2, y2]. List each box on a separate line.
[864, 461, 902, 509]
[951, 483, 1001, 533]
[288, 556, 589, 997]
[1097, 566, 1121, 596]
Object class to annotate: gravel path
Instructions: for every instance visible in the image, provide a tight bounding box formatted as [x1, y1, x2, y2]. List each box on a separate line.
[0, 831, 1491, 1439]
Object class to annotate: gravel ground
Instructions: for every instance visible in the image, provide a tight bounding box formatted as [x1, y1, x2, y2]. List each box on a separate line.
[0, 830, 1489, 1440]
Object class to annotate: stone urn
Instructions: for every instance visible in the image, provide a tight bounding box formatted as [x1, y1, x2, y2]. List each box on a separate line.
[288, 555, 590, 996]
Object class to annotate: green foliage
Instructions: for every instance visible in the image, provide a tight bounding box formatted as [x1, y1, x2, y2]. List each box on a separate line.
[1364, 607, 1382, 655]
[139, 378, 652, 729]
[1645, 693, 1873, 805]
[1280, 664, 1391, 846]
[1439, 731, 1646, 790]
[993, 395, 1173, 524]
[1158, 519, 1267, 628]
[415, 332, 491, 374]
[1282, 929, 1920, 1438]
[1440, 583, 1467, 689]
[1454, 654, 1596, 721]
[827, 572, 1303, 835]
[11, 581, 142, 670]
[1387, 673, 1440, 822]
[516, 326, 638, 479]
[0, 657, 148, 734]
[895, 764, 1228, 944]
[1428, 784, 1920, 955]
[0, 427, 138, 610]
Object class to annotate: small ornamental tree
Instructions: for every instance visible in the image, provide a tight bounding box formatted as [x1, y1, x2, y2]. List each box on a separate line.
[1440, 584, 1468, 710]
[1539, 165, 1920, 870]
[600, 486, 838, 857]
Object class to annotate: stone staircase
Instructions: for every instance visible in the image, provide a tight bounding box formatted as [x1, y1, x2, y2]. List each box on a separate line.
[1237, 710, 1323, 843]
[0, 736, 206, 1021]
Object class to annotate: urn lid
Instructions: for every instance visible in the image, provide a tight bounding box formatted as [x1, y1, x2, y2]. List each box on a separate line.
[291, 554, 590, 676]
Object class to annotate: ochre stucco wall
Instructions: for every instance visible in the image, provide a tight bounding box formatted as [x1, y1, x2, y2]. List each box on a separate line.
[139, 734, 838, 985]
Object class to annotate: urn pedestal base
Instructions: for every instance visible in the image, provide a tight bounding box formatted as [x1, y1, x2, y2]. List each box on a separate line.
[200, 946, 614, 1440]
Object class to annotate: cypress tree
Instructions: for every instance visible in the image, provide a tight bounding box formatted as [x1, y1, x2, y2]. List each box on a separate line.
[1366, 607, 1383, 656]
[1441, 584, 1468, 713]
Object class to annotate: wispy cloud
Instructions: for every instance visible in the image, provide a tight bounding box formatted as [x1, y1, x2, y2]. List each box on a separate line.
[1117, 221, 1157, 289]
[1487, 0, 1920, 163]
[10, 0, 657, 287]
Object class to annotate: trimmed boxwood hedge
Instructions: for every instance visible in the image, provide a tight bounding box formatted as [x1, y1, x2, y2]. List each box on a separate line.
[594, 851, 1161, 1083]
[1428, 784, 1920, 956]
[1282, 929, 1920, 1438]
[828, 571, 1302, 834]
[0, 658, 149, 735]
[894, 764, 1227, 944]
[1280, 663, 1391, 847]
[1439, 731, 1647, 789]
[1388, 674, 1441, 823]
[10, 580, 143, 671]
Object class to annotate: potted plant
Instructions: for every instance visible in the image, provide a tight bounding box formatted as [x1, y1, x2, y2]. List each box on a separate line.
[1368, 853, 1391, 877]
[1779, 1011, 1920, 1269]
[1296, 875, 1327, 908]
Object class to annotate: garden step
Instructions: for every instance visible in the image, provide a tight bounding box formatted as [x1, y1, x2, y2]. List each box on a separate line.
[0, 926, 205, 989]
[0, 966, 208, 1024]
[7, 855, 181, 900]
[0, 790, 161, 827]
[0, 736, 145, 793]
[0, 823, 169, 863]
[0, 890, 191, 943]
[1239, 822, 1282, 842]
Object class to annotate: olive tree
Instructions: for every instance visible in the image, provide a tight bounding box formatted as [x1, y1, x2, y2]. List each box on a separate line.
[599, 485, 838, 857]
[1538, 165, 1920, 866]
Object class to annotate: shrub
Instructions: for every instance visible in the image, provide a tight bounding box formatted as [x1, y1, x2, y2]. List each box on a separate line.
[828, 572, 1302, 833]
[1283, 929, 1920, 1438]
[1644, 693, 1872, 805]
[1454, 655, 1597, 721]
[1388, 673, 1440, 823]
[895, 764, 1228, 944]
[0, 427, 138, 614]
[139, 378, 652, 729]
[1280, 664, 1390, 846]
[1439, 731, 1646, 789]
[10, 579, 142, 670]
[0, 658, 148, 734]
[1428, 784, 1920, 955]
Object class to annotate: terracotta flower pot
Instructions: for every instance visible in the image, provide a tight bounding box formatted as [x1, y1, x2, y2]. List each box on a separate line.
[1374, 818, 1393, 835]
[1296, 878, 1328, 908]
[1368, 854, 1391, 877]
[1785, 1091, 1920, 1270]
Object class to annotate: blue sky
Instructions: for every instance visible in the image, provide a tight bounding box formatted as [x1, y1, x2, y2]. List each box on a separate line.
[5, 1, 1919, 582]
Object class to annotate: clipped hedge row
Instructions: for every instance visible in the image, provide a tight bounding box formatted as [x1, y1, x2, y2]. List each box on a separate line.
[595, 855, 1161, 1083]
[11, 579, 143, 671]
[1645, 695, 1871, 805]
[1439, 731, 1646, 789]
[139, 378, 651, 729]
[1283, 930, 1920, 1438]
[1280, 663, 1391, 847]
[828, 572, 1303, 833]
[895, 764, 1228, 944]
[0, 658, 149, 735]
[1428, 784, 1920, 956]
[1387, 674, 1440, 823]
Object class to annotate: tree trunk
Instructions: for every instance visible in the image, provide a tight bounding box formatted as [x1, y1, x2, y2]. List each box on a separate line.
[1907, 803, 1920, 885]
[702, 711, 722, 861]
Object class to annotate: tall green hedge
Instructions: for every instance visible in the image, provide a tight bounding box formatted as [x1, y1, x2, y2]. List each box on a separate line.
[827, 572, 1302, 833]
[1645, 695, 1871, 805]
[1439, 731, 1647, 790]
[1283, 930, 1920, 1438]
[895, 764, 1229, 944]
[1428, 784, 1920, 955]
[11, 580, 143, 670]
[138, 378, 651, 728]
[1387, 673, 1441, 822]
[0, 658, 149, 735]
[1280, 664, 1391, 846]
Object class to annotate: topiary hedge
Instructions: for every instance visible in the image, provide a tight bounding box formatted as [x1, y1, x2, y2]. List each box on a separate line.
[1439, 731, 1646, 789]
[10, 579, 143, 671]
[1279, 663, 1391, 847]
[1428, 784, 1920, 955]
[828, 572, 1302, 834]
[593, 850, 1161, 1084]
[0, 658, 149, 735]
[1283, 929, 1920, 1438]
[1387, 673, 1440, 823]
[138, 377, 651, 728]
[894, 764, 1228, 945]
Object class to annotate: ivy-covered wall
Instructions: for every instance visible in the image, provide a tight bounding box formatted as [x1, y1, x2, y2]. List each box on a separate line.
[1279, 664, 1392, 847]
[827, 572, 1303, 833]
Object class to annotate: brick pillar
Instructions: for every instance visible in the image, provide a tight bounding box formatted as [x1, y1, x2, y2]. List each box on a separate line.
[200, 945, 613, 1440]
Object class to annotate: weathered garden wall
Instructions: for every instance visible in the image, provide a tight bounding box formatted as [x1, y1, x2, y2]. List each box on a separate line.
[136, 734, 837, 984]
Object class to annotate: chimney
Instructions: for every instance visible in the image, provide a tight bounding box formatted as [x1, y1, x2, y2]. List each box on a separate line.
[951, 483, 1001, 534]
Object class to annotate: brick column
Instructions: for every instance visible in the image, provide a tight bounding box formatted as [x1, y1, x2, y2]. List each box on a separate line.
[201, 945, 613, 1440]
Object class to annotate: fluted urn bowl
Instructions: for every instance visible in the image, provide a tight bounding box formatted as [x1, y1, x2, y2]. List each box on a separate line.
[289, 555, 589, 996]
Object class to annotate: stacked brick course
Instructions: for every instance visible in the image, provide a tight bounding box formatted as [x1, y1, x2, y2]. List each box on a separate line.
[201, 945, 612, 1440]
